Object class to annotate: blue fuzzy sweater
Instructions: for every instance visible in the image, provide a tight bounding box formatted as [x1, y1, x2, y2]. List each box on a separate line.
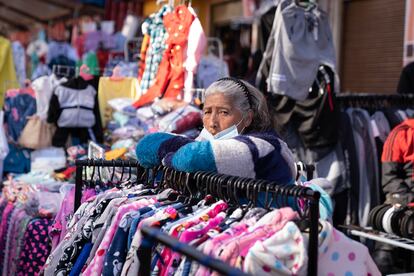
[136, 131, 296, 185]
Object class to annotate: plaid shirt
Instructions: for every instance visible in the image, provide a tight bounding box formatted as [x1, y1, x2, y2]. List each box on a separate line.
[140, 5, 172, 93]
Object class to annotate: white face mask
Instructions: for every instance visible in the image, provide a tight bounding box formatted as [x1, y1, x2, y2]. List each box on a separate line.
[198, 120, 244, 141]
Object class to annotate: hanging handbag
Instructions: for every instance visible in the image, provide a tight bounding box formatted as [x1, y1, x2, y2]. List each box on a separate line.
[18, 115, 56, 150]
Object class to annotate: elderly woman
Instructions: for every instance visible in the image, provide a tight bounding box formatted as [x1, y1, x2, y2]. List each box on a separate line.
[136, 77, 296, 185]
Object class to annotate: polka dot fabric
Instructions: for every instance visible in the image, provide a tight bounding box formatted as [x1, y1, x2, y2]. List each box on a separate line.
[243, 221, 308, 275]
[317, 221, 381, 276]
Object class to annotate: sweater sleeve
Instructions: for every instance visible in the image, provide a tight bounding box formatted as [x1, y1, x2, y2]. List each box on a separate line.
[47, 93, 61, 124]
[135, 132, 194, 168]
[165, 133, 296, 183]
[167, 141, 217, 173]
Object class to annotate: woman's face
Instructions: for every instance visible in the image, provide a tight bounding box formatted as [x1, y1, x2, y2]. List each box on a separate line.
[202, 93, 246, 136]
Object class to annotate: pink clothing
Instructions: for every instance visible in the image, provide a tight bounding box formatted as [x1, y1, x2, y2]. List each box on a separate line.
[243, 221, 308, 275]
[165, 212, 226, 276]
[158, 201, 228, 275]
[198, 207, 298, 276]
[83, 197, 156, 276]
[202, 222, 249, 258]
[49, 187, 96, 250]
[120, 206, 179, 276]
[315, 220, 380, 276]
[4, 208, 27, 275]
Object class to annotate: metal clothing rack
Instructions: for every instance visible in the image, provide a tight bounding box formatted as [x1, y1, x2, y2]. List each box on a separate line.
[74, 159, 143, 211]
[75, 158, 321, 276]
[337, 93, 414, 109]
[340, 225, 414, 252]
[140, 226, 250, 276]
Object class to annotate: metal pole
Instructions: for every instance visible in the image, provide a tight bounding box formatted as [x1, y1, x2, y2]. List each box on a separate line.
[74, 164, 83, 212]
[307, 191, 320, 276]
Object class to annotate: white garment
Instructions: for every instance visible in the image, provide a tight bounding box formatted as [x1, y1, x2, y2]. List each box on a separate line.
[268, 0, 336, 100]
[184, 7, 207, 102]
[32, 74, 67, 121]
[244, 221, 308, 276]
[31, 147, 66, 173]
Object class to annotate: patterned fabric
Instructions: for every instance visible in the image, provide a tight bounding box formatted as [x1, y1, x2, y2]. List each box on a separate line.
[103, 206, 153, 276]
[3, 93, 37, 142]
[121, 206, 178, 276]
[9, 216, 32, 275]
[243, 221, 307, 275]
[53, 198, 112, 275]
[16, 218, 53, 276]
[3, 207, 26, 275]
[133, 5, 195, 108]
[83, 198, 156, 276]
[139, 5, 172, 94]
[0, 202, 15, 272]
[136, 130, 297, 186]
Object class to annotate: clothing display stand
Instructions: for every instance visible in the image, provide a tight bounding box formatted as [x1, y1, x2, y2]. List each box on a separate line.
[139, 226, 249, 276]
[75, 158, 321, 275]
[74, 159, 143, 211]
[337, 93, 414, 109]
[340, 225, 414, 252]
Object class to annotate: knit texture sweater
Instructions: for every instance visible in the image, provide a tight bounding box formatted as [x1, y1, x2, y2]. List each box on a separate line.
[136, 130, 296, 185]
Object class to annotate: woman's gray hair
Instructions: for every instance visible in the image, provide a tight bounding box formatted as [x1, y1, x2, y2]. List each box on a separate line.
[203, 78, 272, 132]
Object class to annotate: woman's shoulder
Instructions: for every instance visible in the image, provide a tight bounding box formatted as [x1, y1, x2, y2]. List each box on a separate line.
[240, 130, 286, 148]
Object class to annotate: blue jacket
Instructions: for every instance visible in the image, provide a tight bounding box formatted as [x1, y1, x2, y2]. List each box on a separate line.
[136, 130, 296, 185]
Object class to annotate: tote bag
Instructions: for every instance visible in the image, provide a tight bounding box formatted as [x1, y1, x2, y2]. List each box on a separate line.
[18, 116, 56, 150]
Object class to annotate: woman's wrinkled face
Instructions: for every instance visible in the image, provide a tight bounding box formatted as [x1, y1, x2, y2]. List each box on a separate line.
[202, 93, 244, 136]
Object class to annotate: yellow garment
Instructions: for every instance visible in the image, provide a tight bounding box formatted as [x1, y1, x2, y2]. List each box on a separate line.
[98, 77, 140, 127]
[0, 37, 18, 108]
[105, 148, 128, 160]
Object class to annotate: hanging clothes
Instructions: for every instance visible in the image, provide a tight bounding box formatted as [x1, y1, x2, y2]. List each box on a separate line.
[183, 6, 207, 102]
[196, 55, 230, 89]
[256, 0, 336, 101]
[268, 65, 339, 151]
[139, 5, 172, 94]
[347, 108, 381, 227]
[3, 92, 37, 142]
[47, 76, 102, 147]
[11, 41, 26, 88]
[32, 74, 68, 121]
[381, 119, 414, 205]
[137, 34, 151, 82]
[42, 179, 379, 276]
[0, 36, 18, 108]
[133, 5, 195, 108]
